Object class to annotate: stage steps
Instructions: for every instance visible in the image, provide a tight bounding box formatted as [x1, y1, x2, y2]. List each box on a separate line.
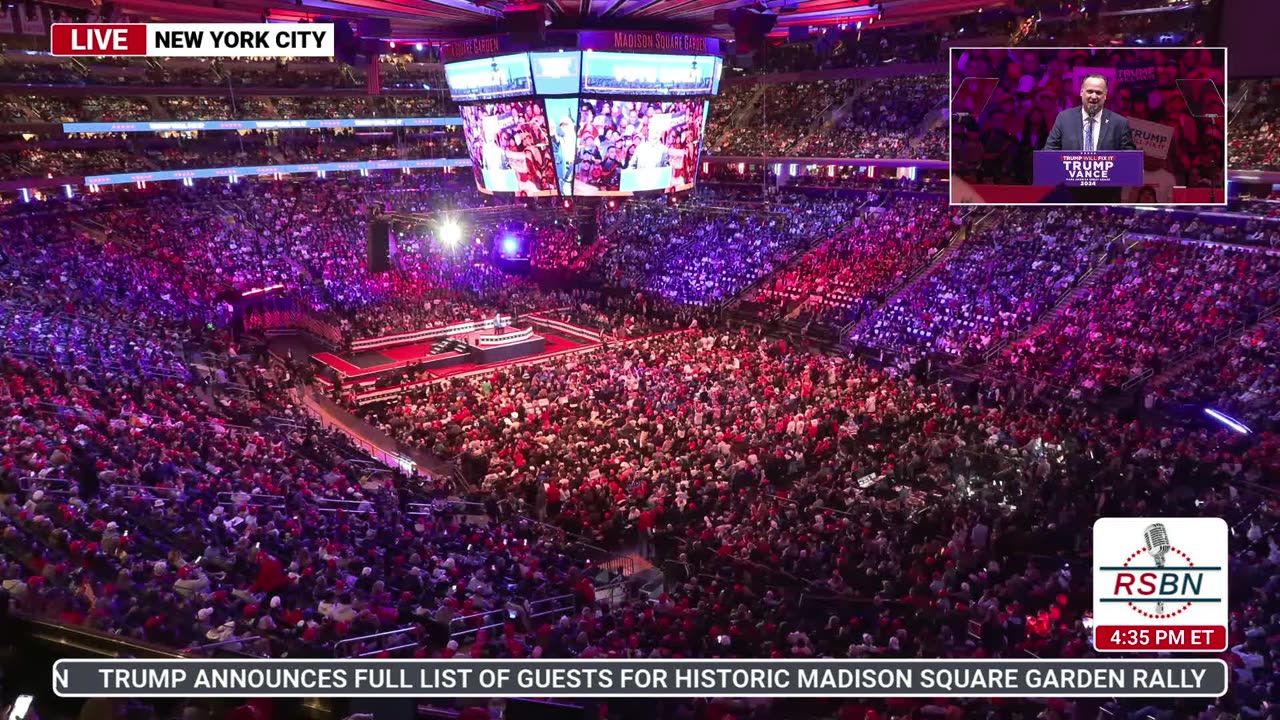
[430, 337, 469, 354]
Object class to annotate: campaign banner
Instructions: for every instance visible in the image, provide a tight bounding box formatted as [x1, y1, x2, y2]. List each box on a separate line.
[62, 117, 462, 134]
[1032, 150, 1144, 188]
[1126, 117, 1175, 160]
[1116, 62, 1157, 88]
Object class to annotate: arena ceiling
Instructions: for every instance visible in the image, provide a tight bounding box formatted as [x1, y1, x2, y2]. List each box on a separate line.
[111, 0, 1001, 42]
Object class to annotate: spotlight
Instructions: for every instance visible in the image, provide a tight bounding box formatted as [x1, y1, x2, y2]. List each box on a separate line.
[562, 198, 573, 210]
[438, 220, 461, 246]
[415, 43, 424, 51]
[501, 235, 521, 256]
[606, 199, 618, 210]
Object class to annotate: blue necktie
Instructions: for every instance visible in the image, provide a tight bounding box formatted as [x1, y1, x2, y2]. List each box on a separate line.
[1084, 117, 1094, 152]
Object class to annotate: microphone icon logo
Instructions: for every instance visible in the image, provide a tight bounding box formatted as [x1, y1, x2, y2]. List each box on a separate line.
[1143, 523, 1172, 614]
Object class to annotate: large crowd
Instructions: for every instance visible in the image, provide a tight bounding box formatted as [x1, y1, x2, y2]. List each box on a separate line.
[3, 3, 1280, 717]
[791, 75, 948, 159]
[1231, 80, 1280, 171]
[597, 197, 861, 307]
[990, 239, 1280, 400]
[748, 197, 958, 330]
[0, 157, 1277, 720]
[849, 207, 1130, 359]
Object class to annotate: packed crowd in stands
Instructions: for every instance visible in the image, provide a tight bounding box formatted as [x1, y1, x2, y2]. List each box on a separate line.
[703, 73, 947, 160]
[850, 207, 1130, 359]
[748, 197, 957, 329]
[0, 161, 1277, 720]
[791, 75, 947, 159]
[1230, 79, 1280, 171]
[1157, 317, 1280, 430]
[527, 220, 586, 271]
[598, 197, 860, 307]
[990, 239, 1280, 400]
[705, 79, 859, 156]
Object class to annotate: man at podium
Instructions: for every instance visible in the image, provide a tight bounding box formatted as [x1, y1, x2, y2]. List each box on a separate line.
[1043, 75, 1137, 153]
[1043, 74, 1137, 203]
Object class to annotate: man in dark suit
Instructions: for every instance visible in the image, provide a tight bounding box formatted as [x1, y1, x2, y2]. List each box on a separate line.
[1043, 74, 1138, 202]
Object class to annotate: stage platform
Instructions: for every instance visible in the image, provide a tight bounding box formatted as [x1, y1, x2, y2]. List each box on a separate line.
[311, 325, 552, 384]
[458, 326, 546, 364]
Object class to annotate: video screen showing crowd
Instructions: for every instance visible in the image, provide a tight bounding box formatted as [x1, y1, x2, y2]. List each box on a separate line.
[950, 47, 1226, 205]
[573, 99, 706, 196]
[462, 101, 558, 196]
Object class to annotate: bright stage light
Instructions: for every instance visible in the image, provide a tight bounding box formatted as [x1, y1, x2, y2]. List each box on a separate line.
[502, 235, 521, 256]
[438, 221, 461, 246]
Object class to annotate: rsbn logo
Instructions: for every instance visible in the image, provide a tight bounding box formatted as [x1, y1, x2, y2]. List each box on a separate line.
[1100, 522, 1222, 619]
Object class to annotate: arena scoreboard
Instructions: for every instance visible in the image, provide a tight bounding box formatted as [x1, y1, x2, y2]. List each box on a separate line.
[442, 31, 722, 198]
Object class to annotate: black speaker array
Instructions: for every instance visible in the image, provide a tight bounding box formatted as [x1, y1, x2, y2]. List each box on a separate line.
[367, 219, 391, 273]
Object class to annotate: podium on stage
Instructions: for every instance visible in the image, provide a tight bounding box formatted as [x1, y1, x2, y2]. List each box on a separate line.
[1033, 150, 1144, 189]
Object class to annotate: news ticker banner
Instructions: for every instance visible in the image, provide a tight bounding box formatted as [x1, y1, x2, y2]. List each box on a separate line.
[50, 23, 334, 57]
[63, 118, 464, 134]
[82, 157, 471, 187]
[1093, 517, 1229, 652]
[53, 659, 1228, 698]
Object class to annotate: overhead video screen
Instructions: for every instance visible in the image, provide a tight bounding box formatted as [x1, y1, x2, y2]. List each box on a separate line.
[544, 97, 580, 195]
[581, 52, 720, 96]
[573, 99, 708, 196]
[530, 51, 583, 95]
[445, 53, 534, 102]
[460, 101, 558, 196]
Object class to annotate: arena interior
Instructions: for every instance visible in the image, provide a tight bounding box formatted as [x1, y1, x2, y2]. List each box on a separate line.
[1, 0, 1280, 719]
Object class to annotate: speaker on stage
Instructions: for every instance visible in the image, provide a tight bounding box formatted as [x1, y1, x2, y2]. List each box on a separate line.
[367, 220, 391, 273]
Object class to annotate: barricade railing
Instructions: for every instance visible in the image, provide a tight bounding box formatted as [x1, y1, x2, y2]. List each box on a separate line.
[217, 491, 286, 510]
[446, 592, 577, 636]
[301, 390, 420, 475]
[448, 600, 580, 640]
[108, 484, 183, 499]
[514, 514, 636, 577]
[409, 498, 488, 515]
[333, 625, 420, 658]
[315, 497, 376, 514]
[18, 476, 74, 494]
